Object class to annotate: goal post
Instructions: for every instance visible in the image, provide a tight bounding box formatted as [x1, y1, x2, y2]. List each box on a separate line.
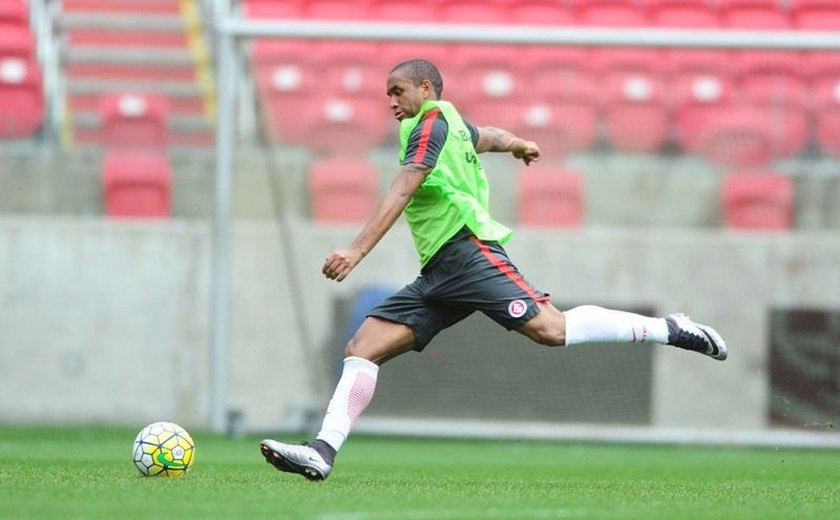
[209, 2, 840, 445]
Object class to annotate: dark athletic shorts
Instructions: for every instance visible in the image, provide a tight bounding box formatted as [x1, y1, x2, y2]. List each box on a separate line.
[368, 227, 551, 351]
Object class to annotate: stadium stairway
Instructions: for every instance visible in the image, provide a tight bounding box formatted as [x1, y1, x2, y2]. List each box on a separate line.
[58, 0, 215, 150]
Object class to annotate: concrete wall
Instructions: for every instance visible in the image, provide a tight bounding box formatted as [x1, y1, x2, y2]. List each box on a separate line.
[1, 216, 838, 433]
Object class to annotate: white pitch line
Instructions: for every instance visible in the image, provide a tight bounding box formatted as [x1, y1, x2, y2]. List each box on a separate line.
[315, 508, 594, 520]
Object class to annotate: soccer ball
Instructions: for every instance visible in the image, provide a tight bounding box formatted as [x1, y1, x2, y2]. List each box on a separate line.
[132, 421, 195, 477]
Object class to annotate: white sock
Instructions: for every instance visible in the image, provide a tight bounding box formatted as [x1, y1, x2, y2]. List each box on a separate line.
[316, 356, 379, 452]
[563, 305, 669, 346]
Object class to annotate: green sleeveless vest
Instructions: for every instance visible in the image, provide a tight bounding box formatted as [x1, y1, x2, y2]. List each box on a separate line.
[399, 100, 513, 266]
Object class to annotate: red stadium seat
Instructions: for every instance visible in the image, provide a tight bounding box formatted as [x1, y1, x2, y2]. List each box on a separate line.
[718, 0, 791, 29]
[316, 41, 383, 98]
[381, 42, 451, 69]
[309, 156, 379, 223]
[0, 0, 28, 25]
[791, 0, 840, 30]
[243, 0, 303, 18]
[250, 40, 317, 143]
[470, 99, 598, 157]
[0, 57, 43, 138]
[805, 52, 840, 156]
[665, 50, 735, 152]
[526, 47, 598, 103]
[438, 0, 507, 23]
[303, 0, 372, 19]
[722, 171, 793, 230]
[732, 52, 809, 158]
[518, 167, 584, 228]
[648, 0, 719, 27]
[591, 48, 663, 81]
[508, 1, 576, 25]
[590, 49, 669, 152]
[696, 107, 775, 167]
[575, 0, 648, 26]
[811, 77, 840, 157]
[102, 151, 172, 218]
[251, 39, 313, 66]
[369, 0, 440, 21]
[666, 51, 732, 108]
[734, 51, 808, 107]
[452, 45, 524, 104]
[603, 73, 670, 153]
[301, 95, 391, 153]
[100, 93, 168, 150]
[0, 23, 35, 60]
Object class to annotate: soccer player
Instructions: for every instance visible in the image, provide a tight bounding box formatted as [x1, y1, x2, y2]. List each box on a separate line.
[260, 59, 727, 481]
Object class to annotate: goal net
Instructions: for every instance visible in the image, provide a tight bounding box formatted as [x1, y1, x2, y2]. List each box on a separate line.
[212, 0, 840, 447]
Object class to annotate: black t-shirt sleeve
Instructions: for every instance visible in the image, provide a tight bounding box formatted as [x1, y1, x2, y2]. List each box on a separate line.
[402, 110, 481, 167]
[402, 108, 447, 167]
[463, 118, 480, 148]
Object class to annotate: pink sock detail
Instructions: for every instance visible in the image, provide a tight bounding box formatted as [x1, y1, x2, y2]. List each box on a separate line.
[346, 372, 376, 425]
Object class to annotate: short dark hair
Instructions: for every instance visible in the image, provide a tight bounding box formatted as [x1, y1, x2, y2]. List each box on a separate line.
[390, 59, 443, 98]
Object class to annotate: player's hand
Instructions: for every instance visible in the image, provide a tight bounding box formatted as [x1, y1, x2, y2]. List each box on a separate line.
[513, 140, 541, 166]
[322, 248, 363, 282]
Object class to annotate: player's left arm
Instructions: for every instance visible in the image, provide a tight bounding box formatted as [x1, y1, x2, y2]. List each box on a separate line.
[474, 125, 541, 166]
[322, 162, 430, 282]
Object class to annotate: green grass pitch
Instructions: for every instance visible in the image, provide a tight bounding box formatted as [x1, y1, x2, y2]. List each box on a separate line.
[1, 425, 838, 519]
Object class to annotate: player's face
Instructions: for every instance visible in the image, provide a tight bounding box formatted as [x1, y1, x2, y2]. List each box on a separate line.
[386, 71, 434, 122]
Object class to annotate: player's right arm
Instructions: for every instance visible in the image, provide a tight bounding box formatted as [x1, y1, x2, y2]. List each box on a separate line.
[322, 162, 430, 282]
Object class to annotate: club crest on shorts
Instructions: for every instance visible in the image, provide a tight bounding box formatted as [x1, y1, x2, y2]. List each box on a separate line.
[508, 299, 527, 318]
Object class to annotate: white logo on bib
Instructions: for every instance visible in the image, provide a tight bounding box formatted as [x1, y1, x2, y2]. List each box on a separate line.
[508, 299, 527, 318]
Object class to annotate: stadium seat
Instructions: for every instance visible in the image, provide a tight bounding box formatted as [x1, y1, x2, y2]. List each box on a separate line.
[102, 151, 172, 218]
[810, 76, 840, 157]
[250, 40, 317, 143]
[100, 93, 168, 150]
[452, 45, 524, 104]
[575, 0, 648, 26]
[507, 1, 576, 25]
[243, 0, 303, 18]
[648, 0, 719, 27]
[301, 95, 391, 153]
[0, 24, 35, 60]
[722, 171, 793, 230]
[517, 166, 584, 228]
[805, 52, 840, 156]
[303, 0, 373, 19]
[381, 42, 451, 69]
[316, 41, 383, 99]
[260, 92, 313, 144]
[526, 47, 597, 102]
[251, 38, 314, 66]
[665, 50, 735, 152]
[603, 73, 670, 153]
[733, 52, 809, 158]
[0, 0, 28, 25]
[308, 156, 379, 223]
[590, 48, 669, 152]
[369, 0, 440, 21]
[718, 0, 791, 29]
[438, 0, 507, 23]
[0, 57, 43, 138]
[471, 99, 598, 157]
[695, 107, 775, 167]
[591, 48, 663, 81]
[791, 0, 840, 30]
[734, 51, 808, 107]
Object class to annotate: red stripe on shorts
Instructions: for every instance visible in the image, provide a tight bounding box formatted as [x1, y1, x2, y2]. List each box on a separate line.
[412, 108, 441, 165]
[469, 236, 549, 303]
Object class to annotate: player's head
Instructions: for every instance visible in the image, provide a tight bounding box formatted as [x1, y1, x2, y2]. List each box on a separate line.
[386, 59, 443, 121]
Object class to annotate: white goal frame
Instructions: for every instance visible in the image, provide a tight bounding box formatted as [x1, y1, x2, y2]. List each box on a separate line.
[208, 1, 840, 447]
